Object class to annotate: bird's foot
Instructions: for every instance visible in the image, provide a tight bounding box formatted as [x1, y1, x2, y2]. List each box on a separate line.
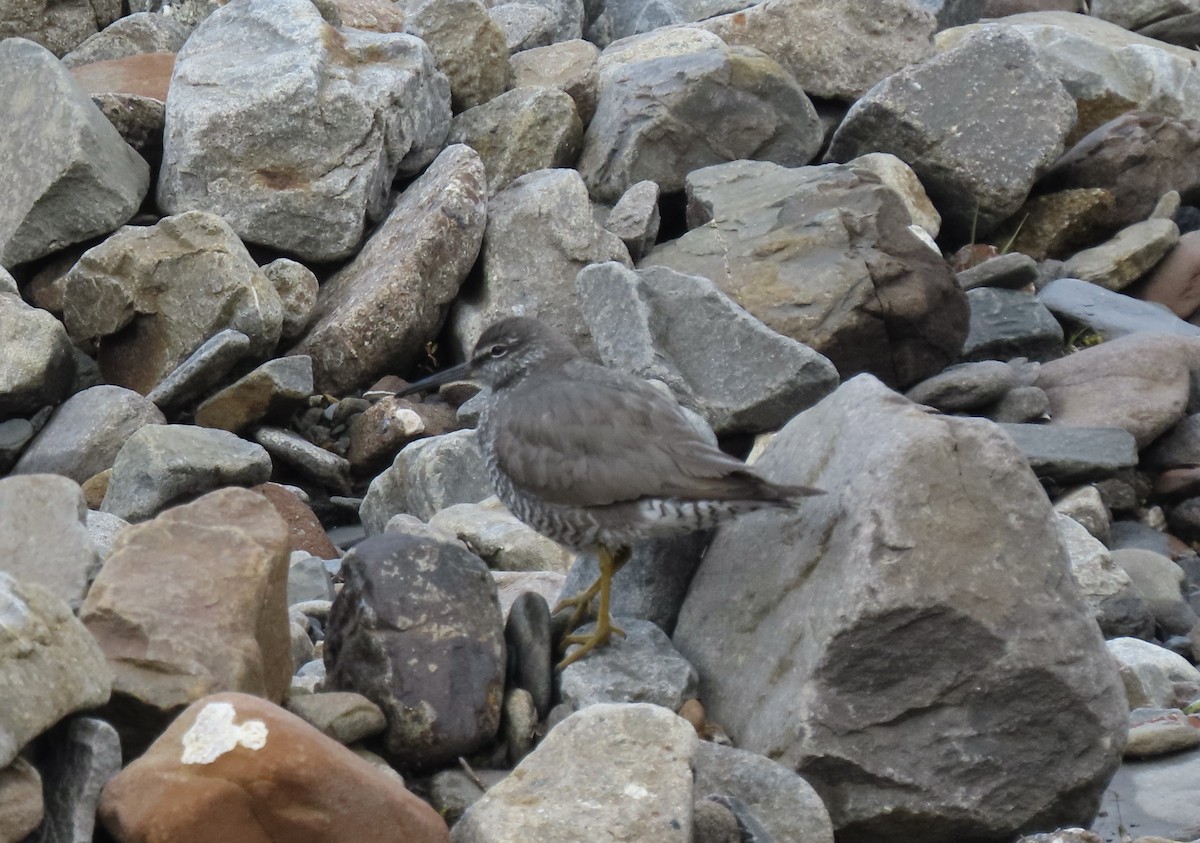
[557, 616, 626, 669]
[552, 587, 600, 634]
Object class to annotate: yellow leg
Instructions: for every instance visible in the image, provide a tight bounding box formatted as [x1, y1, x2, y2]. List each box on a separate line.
[556, 546, 630, 669]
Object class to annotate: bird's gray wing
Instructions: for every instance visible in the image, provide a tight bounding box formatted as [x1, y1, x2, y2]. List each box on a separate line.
[491, 364, 751, 507]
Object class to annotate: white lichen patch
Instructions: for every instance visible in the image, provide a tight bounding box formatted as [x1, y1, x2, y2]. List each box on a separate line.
[180, 701, 269, 765]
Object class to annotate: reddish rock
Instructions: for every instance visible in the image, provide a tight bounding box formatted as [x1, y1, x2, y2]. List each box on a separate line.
[99, 692, 450, 843]
[348, 395, 461, 473]
[80, 488, 292, 747]
[69, 51, 175, 102]
[1126, 230, 1200, 320]
[253, 483, 340, 559]
[1154, 467, 1200, 501]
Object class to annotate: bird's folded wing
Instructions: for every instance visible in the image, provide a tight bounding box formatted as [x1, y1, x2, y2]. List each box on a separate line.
[492, 374, 750, 507]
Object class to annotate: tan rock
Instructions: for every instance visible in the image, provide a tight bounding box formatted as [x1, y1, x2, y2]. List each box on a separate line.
[285, 691, 387, 744]
[80, 488, 292, 746]
[0, 758, 43, 842]
[1133, 230, 1200, 320]
[99, 692, 450, 843]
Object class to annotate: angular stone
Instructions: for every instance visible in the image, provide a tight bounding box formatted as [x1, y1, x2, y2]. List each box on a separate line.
[13, 385, 165, 482]
[0, 293, 75, 419]
[906, 360, 1021, 413]
[68, 50, 174, 104]
[1057, 515, 1153, 639]
[28, 717, 122, 843]
[60, 12, 190, 67]
[285, 691, 387, 745]
[324, 533, 505, 769]
[0, 474, 98, 610]
[361, 429, 492, 530]
[829, 26, 1074, 240]
[446, 168, 631, 360]
[347, 395, 459, 473]
[579, 29, 822, 204]
[559, 618, 699, 711]
[194, 356, 313, 433]
[602, 180, 660, 261]
[643, 160, 967, 388]
[253, 427, 352, 494]
[157, 0, 452, 261]
[451, 703, 696, 843]
[577, 262, 838, 435]
[290, 144, 486, 393]
[509, 39, 599, 123]
[1000, 423, 1138, 484]
[674, 375, 1127, 843]
[145, 329, 253, 411]
[62, 211, 283, 394]
[256, 483, 341, 561]
[98, 692, 450, 843]
[0, 38, 148, 268]
[1146, 414, 1200, 469]
[0, 0, 122, 57]
[81, 489, 292, 746]
[428, 501, 574, 572]
[405, 0, 509, 112]
[488, 3, 557, 52]
[101, 424, 273, 522]
[1039, 277, 1200, 341]
[956, 252, 1040, 292]
[960, 287, 1065, 363]
[449, 87, 582, 195]
[697, 0, 936, 100]
[999, 189, 1118, 261]
[1062, 218, 1180, 292]
[849, 152, 942, 238]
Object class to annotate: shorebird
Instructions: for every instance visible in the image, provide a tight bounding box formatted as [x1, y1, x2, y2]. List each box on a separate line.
[398, 316, 822, 667]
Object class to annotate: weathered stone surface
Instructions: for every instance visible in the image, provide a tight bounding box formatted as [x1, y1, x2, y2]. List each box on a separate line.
[1131, 229, 1200, 320]
[1145, 413, 1200, 469]
[429, 501, 574, 572]
[253, 427, 352, 493]
[1039, 277, 1200, 341]
[62, 211, 283, 395]
[144, 329, 253, 411]
[1124, 707, 1200, 758]
[1107, 637, 1200, 710]
[0, 38, 148, 268]
[0, 474, 98, 610]
[488, 3, 558, 52]
[262, 258, 319, 345]
[0, 757, 43, 842]
[347, 395, 459, 473]
[579, 29, 822, 204]
[194, 356, 313, 433]
[81, 489, 292, 745]
[101, 424, 273, 522]
[1000, 424, 1138, 485]
[674, 375, 1127, 843]
[559, 618, 699, 710]
[285, 691, 387, 744]
[449, 87, 582, 195]
[290, 145, 486, 393]
[98, 693, 451, 843]
[324, 533, 505, 769]
[61, 12, 191, 68]
[697, 0, 936, 100]
[828, 26, 1074, 241]
[13, 385, 165, 482]
[405, 0, 509, 112]
[960, 287, 1065, 363]
[1062, 218, 1180, 292]
[849, 152, 942, 238]
[0, 294, 75, 419]
[509, 39, 599, 123]
[446, 168, 631, 360]
[28, 717, 122, 843]
[157, 0, 452, 261]
[0, 0, 122, 56]
[643, 160, 967, 389]
[0, 574, 112, 771]
[1057, 514, 1153, 639]
[255, 483, 341, 560]
[1111, 548, 1198, 638]
[361, 429, 492, 530]
[1000, 189, 1118, 261]
[451, 703, 696, 843]
[905, 360, 1018, 412]
[577, 262, 838, 435]
[1035, 334, 1198, 447]
[955, 251, 1039, 292]
[602, 179, 660, 261]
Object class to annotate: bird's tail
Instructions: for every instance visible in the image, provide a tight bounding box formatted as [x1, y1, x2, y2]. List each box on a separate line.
[728, 470, 825, 507]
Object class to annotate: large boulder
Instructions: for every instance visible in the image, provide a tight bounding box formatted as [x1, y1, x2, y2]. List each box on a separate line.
[0, 293, 75, 420]
[674, 375, 1128, 842]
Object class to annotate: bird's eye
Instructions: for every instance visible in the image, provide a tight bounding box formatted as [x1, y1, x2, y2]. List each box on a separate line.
[489, 344, 508, 358]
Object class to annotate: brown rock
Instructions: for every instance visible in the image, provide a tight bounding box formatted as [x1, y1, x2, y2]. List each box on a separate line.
[509, 39, 600, 124]
[347, 395, 461, 473]
[1154, 467, 1200, 501]
[194, 356, 313, 433]
[252, 483, 340, 559]
[80, 488, 293, 748]
[0, 758, 43, 842]
[82, 469, 110, 509]
[332, 0, 406, 31]
[1130, 230, 1200, 320]
[1036, 334, 1200, 447]
[98, 692, 450, 843]
[996, 188, 1117, 261]
[69, 51, 175, 102]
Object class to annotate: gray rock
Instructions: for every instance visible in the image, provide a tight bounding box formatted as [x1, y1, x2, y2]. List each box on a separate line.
[0, 38, 148, 268]
[602, 180, 660, 261]
[999, 423, 1138, 484]
[1124, 707, 1200, 758]
[446, 168, 631, 361]
[577, 262, 839, 435]
[579, 29, 822, 204]
[0, 475, 98, 611]
[1143, 413, 1200, 469]
[324, 533, 505, 769]
[1111, 548, 1199, 638]
[429, 769, 487, 826]
[13, 385, 165, 482]
[492, 571, 567, 621]
[428, 501, 574, 572]
[405, 0, 510, 112]
[509, 39, 600, 124]
[127, 0, 220, 27]
[291, 145, 487, 393]
[1107, 636, 1200, 709]
[828, 26, 1074, 241]
[674, 375, 1127, 843]
[504, 591, 553, 718]
[361, 429, 493, 530]
[284, 691, 388, 745]
[956, 252, 1040, 291]
[448, 87, 582, 195]
[157, 0, 451, 261]
[0, 418, 34, 473]
[1089, 0, 1200, 40]
[60, 12, 191, 68]
[0, 294, 75, 420]
[1039, 277, 1200, 341]
[144, 329, 253, 411]
[1058, 514, 1154, 639]
[697, 0, 936, 100]
[905, 361, 1019, 412]
[287, 552, 335, 605]
[0, 573, 112, 769]
[262, 259, 318, 345]
[497, 0, 583, 44]
[451, 703, 696, 843]
[1062, 218, 1180, 292]
[193, 357, 313, 434]
[0, 0, 122, 56]
[959, 287, 1065, 363]
[26, 717, 121, 843]
[0, 757, 43, 843]
[642, 160, 967, 389]
[253, 427, 352, 494]
[502, 687, 538, 765]
[559, 618, 699, 710]
[61, 212, 283, 395]
[693, 742, 834, 843]
[101, 424, 273, 522]
[86, 510, 129, 563]
[0, 266, 15, 295]
[982, 385, 1050, 423]
[488, 3, 558, 52]
[584, 0, 742, 47]
[1053, 485, 1110, 541]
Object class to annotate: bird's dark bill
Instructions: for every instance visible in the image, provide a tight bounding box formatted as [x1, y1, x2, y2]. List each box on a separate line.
[395, 361, 474, 397]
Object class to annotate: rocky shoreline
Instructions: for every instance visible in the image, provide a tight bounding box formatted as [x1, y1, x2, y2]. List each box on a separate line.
[4, 0, 1200, 841]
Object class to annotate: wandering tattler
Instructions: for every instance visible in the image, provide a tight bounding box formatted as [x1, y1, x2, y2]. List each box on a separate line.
[398, 316, 823, 667]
